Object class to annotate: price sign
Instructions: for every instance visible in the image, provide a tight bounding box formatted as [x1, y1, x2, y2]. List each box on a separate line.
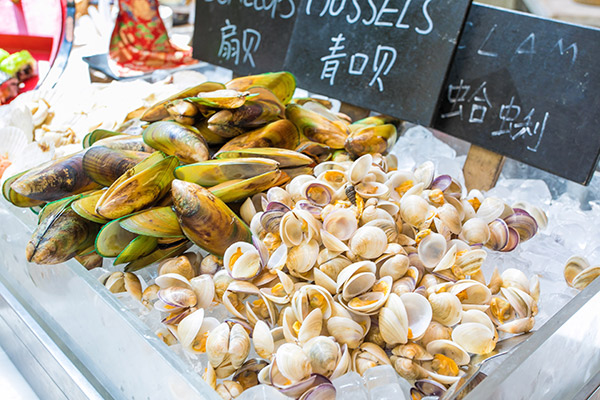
[193, 0, 298, 74]
[283, 0, 472, 126]
[434, 4, 600, 185]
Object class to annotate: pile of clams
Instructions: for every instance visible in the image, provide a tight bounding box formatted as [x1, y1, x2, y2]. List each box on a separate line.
[3, 71, 545, 399]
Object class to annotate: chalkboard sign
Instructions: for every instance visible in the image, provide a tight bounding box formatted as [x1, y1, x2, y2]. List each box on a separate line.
[434, 4, 600, 185]
[283, 0, 472, 126]
[193, 0, 298, 74]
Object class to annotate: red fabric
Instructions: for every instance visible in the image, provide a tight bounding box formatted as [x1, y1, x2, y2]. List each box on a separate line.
[109, 0, 196, 72]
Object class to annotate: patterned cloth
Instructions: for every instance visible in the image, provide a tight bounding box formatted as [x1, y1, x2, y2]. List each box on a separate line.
[109, 0, 196, 72]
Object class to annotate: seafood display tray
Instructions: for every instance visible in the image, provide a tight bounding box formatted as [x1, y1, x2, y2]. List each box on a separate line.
[1, 196, 599, 400]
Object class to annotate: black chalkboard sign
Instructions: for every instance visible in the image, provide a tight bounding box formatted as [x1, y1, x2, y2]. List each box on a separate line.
[283, 0, 472, 126]
[434, 4, 600, 185]
[193, 0, 298, 74]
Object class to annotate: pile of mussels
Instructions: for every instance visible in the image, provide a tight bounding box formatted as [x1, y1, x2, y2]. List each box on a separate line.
[3, 72, 546, 399]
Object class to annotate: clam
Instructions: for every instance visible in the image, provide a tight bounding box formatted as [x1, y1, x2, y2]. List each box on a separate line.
[436, 203, 462, 235]
[451, 322, 496, 355]
[504, 209, 538, 242]
[304, 181, 334, 207]
[275, 343, 313, 383]
[401, 292, 433, 340]
[378, 253, 409, 280]
[343, 276, 392, 315]
[223, 241, 262, 280]
[157, 286, 197, 309]
[414, 161, 435, 189]
[497, 316, 535, 334]
[352, 342, 391, 375]
[401, 195, 433, 229]
[303, 336, 341, 377]
[158, 255, 196, 280]
[501, 268, 530, 294]
[572, 265, 600, 290]
[253, 320, 276, 360]
[355, 181, 390, 200]
[418, 232, 447, 269]
[190, 274, 215, 309]
[326, 315, 365, 349]
[428, 292, 462, 326]
[322, 208, 358, 241]
[177, 309, 220, 353]
[348, 154, 373, 184]
[216, 380, 244, 400]
[451, 280, 492, 306]
[486, 219, 509, 251]
[563, 255, 589, 288]
[349, 226, 388, 259]
[287, 239, 319, 276]
[292, 285, 334, 321]
[476, 197, 505, 224]
[452, 249, 487, 279]
[420, 322, 453, 347]
[460, 218, 490, 245]
[378, 293, 409, 346]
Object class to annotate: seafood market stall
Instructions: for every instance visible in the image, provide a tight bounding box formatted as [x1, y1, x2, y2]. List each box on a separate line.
[1, 1, 600, 400]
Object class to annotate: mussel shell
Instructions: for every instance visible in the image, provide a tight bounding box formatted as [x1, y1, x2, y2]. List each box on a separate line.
[141, 81, 225, 122]
[208, 87, 285, 129]
[11, 151, 100, 202]
[82, 129, 122, 148]
[2, 169, 45, 207]
[209, 170, 283, 203]
[286, 103, 348, 149]
[172, 179, 252, 256]
[143, 121, 209, 164]
[217, 119, 300, 153]
[185, 89, 251, 109]
[114, 235, 158, 265]
[93, 135, 154, 152]
[95, 155, 178, 220]
[26, 204, 100, 265]
[124, 239, 191, 272]
[82, 146, 149, 186]
[71, 190, 109, 224]
[174, 157, 279, 187]
[95, 218, 137, 258]
[193, 120, 227, 145]
[119, 206, 184, 238]
[226, 71, 296, 105]
[216, 147, 315, 168]
[345, 124, 397, 157]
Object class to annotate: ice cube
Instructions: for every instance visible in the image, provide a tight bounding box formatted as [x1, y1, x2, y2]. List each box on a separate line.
[363, 365, 398, 390]
[236, 384, 291, 400]
[368, 382, 407, 400]
[332, 371, 369, 400]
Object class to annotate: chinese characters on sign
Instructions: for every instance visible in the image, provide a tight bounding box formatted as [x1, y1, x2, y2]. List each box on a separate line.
[319, 33, 398, 92]
[439, 79, 549, 153]
[218, 19, 262, 67]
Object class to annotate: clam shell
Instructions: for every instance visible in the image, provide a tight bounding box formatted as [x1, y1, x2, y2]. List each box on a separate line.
[355, 181, 390, 199]
[206, 322, 231, 367]
[460, 218, 490, 245]
[303, 336, 340, 377]
[486, 219, 509, 251]
[426, 339, 469, 366]
[275, 343, 312, 383]
[155, 273, 192, 290]
[420, 321, 453, 347]
[450, 280, 492, 305]
[342, 272, 376, 301]
[349, 226, 388, 259]
[414, 161, 435, 188]
[476, 197, 505, 224]
[304, 182, 334, 207]
[564, 255, 589, 288]
[451, 322, 496, 355]
[504, 208, 538, 242]
[428, 292, 462, 326]
[229, 323, 251, 369]
[287, 239, 319, 274]
[432, 244, 457, 273]
[348, 154, 373, 184]
[418, 232, 447, 269]
[323, 208, 358, 241]
[190, 275, 215, 309]
[326, 316, 364, 349]
[497, 316, 535, 334]
[378, 254, 409, 280]
[401, 292, 433, 340]
[253, 320, 275, 359]
[460, 309, 495, 333]
[379, 293, 409, 345]
[573, 265, 600, 291]
[501, 268, 530, 293]
[401, 195, 433, 229]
